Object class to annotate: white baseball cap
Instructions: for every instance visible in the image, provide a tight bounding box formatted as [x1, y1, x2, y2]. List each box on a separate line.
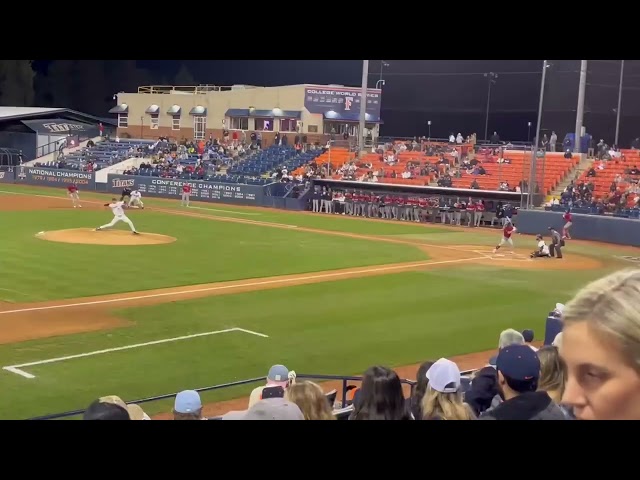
[426, 358, 461, 393]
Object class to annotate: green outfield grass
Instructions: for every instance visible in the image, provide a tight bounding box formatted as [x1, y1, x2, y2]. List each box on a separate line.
[0, 183, 632, 420]
[0, 266, 610, 419]
[0, 207, 431, 302]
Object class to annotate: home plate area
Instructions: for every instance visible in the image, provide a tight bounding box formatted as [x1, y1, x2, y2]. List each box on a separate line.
[454, 245, 534, 262]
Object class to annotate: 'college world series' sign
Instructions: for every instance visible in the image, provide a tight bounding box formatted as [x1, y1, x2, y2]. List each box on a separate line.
[303, 85, 382, 120]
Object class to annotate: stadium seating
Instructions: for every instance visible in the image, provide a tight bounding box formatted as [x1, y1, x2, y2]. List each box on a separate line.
[227, 145, 323, 177]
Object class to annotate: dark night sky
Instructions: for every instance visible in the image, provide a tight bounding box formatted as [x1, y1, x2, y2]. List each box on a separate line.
[33, 60, 640, 144]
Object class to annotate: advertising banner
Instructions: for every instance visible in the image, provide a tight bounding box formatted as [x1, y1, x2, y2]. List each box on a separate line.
[106, 175, 266, 206]
[21, 118, 98, 135]
[17, 166, 95, 188]
[0, 167, 15, 183]
[304, 85, 382, 120]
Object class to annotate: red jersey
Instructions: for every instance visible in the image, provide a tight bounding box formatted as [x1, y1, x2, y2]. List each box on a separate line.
[563, 212, 572, 222]
[466, 203, 476, 212]
[419, 198, 428, 208]
[476, 202, 485, 212]
[397, 197, 405, 206]
[384, 195, 392, 204]
[67, 185, 78, 193]
[345, 192, 352, 200]
[182, 184, 192, 194]
[503, 225, 515, 238]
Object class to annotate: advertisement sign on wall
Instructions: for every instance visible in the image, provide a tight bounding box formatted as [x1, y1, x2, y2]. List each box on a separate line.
[17, 167, 95, 188]
[303, 85, 382, 120]
[0, 167, 15, 183]
[106, 175, 266, 206]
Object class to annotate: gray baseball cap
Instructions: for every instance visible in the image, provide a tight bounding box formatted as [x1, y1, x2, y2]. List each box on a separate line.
[242, 398, 304, 420]
[267, 364, 289, 383]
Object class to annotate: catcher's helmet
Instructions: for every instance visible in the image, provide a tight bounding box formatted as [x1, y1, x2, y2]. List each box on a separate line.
[536, 234, 542, 240]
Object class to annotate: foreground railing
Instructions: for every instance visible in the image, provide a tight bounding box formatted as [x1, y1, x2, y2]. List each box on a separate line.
[28, 370, 478, 420]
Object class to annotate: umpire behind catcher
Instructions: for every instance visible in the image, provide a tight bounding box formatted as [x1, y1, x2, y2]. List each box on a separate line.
[548, 227, 563, 258]
[120, 187, 132, 202]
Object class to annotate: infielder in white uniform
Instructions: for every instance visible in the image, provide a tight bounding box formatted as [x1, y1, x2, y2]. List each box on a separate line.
[128, 190, 144, 209]
[95, 198, 139, 234]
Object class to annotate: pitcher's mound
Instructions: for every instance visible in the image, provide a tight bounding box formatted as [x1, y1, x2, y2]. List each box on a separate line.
[35, 228, 176, 246]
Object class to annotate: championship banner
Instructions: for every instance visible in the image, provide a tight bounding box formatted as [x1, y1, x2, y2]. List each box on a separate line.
[17, 167, 95, 188]
[106, 175, 266, 206]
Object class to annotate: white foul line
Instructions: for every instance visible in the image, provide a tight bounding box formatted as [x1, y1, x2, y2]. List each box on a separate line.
[186, 205, 261, 216]
[2, 327, 268, 379]
[0, 256, 485, 316]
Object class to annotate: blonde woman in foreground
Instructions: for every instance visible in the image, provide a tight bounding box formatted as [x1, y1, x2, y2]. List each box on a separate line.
[421, 358, 475, 420]
[561, 269, 640, 420]
[284, 381, 336, 420]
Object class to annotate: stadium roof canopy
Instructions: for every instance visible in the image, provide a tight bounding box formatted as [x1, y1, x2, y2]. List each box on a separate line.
[0, 107, 116, 126]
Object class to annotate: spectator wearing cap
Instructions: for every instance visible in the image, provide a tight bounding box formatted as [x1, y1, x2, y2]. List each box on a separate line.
[479, 344, 566, 420]
[421, 358, 475, 420]
[173, 390, 203, 420]
[284, 381, 335, 420]
[522, 329, 538, 351]
[83, 399, 131, 420]
[349, 366, 412, 420]
[560, 269, 640, 420]
[248, 365, 292, 408]
[224, 397, 305, 420]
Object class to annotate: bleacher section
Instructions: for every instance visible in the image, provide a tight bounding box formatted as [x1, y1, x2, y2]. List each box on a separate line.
[35, 139, 155, 171]
[574, 149, 640, 207]
[451, 150, 579, 195]
[227, 145, 323, 178]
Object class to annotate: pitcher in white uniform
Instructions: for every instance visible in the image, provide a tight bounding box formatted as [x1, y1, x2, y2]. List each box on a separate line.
[128, 190, 144, 209]
[95, 198, 139, 234]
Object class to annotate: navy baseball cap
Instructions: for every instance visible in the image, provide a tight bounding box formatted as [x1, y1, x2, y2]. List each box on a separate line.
[496, 344, 540, 381]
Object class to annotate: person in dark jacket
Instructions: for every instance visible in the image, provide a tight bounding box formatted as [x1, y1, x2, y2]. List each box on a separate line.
[465, 367, 499, 417]
[479, 344, 566, 420]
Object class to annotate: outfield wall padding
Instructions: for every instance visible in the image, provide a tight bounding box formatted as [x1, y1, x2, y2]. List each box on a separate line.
[515, 209, 640, 247]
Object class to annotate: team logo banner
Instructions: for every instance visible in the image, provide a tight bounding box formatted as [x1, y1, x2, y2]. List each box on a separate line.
[19, 167, 95, 188]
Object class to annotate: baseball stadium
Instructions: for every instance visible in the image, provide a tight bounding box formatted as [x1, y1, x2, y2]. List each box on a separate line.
[1, 61, 639, 421]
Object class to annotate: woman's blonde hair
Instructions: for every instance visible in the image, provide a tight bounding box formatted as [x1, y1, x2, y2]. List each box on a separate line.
[537, 346, 566, 403]
[421, 385, 475, 420]
[284, 381, 335, 420]
[563, 268, 640, 371]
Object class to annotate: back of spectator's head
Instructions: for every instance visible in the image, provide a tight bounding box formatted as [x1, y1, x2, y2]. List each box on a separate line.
[266, 364, 290, 388]
[173, 390, 202, 420]
[522, 329, 535, 343]
[96, 395, 147, 419]
[410, 360, 435, 418]
[83, 400, 130, 420]
[350, 366, 410, 420]
[499, 328, 525, 349]
[284, 381, 335, 420]
[421, 358, 474, 420]
[496, 344, 540, 396]
[243, 397, 304, 420]
[537, 346, 567, 403]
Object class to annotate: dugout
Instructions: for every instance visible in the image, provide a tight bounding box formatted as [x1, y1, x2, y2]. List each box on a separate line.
[0, 107, 116, 161]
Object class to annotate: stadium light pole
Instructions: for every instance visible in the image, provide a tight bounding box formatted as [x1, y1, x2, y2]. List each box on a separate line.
[615, 60, 625, 146]
[527, 60, 549, 209]
[574, 60, 588, 153]
[359, 60, 369, 154]
[483, 72, 498, 141]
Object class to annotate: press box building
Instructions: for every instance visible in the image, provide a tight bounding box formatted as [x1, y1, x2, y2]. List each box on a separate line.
[109, 84, 383, 146]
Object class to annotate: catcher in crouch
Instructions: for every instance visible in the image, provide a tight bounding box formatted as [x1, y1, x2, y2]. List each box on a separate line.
[530, 234, 551, 258]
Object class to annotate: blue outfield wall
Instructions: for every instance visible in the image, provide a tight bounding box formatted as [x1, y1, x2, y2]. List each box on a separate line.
[0, 167, 15, 183]
[515, 209, 640, 247]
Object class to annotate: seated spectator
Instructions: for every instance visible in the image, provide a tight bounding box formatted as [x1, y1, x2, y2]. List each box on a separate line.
[83, 399, 131, 420]
[422, 358, 476, 420]
[464, 367, 499, 417]
[225, 397, 304, 420]
[537, 346, 574, 419]
[522, 329, 538, 351]
[248, 364, 294, 408]
[89, 395, 147, 420]
[409, 361, 435, 420]
[284, 381, 335, 420]
[488, 328, 526, 366]
[173, 390, 203, 420]
[349, 366, 412, 420]
[478, 345, 566, 420]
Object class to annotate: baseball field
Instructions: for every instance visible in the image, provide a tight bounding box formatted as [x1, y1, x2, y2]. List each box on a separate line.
[0, 183, 636, 419]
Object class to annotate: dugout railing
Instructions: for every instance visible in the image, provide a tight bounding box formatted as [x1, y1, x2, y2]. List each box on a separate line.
[27, 370, 477, 420]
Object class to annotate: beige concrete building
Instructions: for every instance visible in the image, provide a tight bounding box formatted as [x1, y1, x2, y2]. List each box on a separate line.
[109, 84, 383, 147]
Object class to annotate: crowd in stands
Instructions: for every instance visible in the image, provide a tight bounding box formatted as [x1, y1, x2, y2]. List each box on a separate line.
[80, 268, 640, 420]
